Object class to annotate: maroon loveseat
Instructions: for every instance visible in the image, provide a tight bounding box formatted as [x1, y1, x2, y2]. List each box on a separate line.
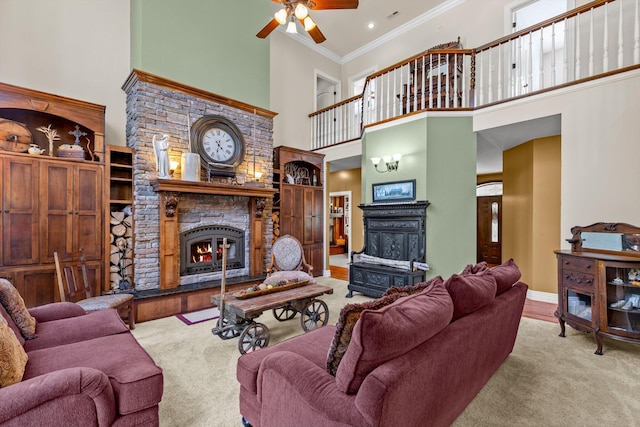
[237, 260, 527, 427]
[0, 300, 163, 426]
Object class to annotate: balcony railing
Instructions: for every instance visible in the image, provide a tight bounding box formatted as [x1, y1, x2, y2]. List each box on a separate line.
[310, 0, 640, 150]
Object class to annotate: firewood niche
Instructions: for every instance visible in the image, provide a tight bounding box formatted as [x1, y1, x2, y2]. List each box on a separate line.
[150, 178, 276, 289]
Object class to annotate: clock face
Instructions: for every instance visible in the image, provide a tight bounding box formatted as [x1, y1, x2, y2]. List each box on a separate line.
[202, 128, 236, 162]
[190, 115, 245, 177]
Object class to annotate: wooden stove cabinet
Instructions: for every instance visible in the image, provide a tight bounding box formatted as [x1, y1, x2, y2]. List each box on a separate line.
[348, 201, 429, 298]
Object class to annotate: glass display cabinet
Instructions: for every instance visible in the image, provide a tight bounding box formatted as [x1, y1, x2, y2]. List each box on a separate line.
[555, 222, 640, 354]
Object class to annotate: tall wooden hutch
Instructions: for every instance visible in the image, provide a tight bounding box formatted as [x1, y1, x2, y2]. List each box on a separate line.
[273, 146, 324, 276]
[0, 82, 114, 307]
[555, 222, 640, 354]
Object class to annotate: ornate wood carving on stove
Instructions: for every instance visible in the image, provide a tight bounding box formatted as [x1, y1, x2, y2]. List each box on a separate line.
[348, 201, 430, 298]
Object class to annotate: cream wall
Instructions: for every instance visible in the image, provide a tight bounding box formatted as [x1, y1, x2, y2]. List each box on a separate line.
[475, 70, 640, 252]
[0, 0, 130, 146]
[269, 32, 341, 150]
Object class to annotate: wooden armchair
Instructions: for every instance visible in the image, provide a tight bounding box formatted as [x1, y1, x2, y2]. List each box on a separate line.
[267, 235, 313, 276]
[53, 250, 135, 329]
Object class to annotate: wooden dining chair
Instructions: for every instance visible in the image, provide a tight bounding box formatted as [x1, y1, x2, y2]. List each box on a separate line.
[54, 249, 135, 329]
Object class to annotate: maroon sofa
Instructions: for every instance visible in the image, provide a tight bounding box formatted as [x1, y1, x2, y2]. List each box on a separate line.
[0, 301, 163, 426]
[237, 260, 527, 427]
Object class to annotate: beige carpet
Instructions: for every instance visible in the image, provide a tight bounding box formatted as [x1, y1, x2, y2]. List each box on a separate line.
[132, 278, 640, 427]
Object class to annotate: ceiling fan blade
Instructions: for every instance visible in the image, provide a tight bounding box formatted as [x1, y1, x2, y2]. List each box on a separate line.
[256, 18, 280, 39]
[308, 25, 326, 43]
[311, 0, 358, 10]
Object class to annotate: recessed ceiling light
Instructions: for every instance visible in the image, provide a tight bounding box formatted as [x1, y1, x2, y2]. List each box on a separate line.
[368, 22, 375, 29]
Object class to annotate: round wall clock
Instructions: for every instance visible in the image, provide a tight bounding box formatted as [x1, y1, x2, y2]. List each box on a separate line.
[190, 115, 245, 177]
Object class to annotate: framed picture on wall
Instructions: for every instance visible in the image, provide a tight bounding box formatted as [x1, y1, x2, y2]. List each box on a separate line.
[372, 179, 416, 203]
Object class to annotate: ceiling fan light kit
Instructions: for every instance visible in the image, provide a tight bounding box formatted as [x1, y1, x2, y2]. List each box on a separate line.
[257, 0, 358, 44]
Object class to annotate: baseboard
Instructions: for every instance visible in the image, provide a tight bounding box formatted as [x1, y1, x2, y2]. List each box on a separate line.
[526, 289, 557, 304]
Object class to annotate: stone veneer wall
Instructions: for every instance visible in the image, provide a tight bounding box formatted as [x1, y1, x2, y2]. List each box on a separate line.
[123, 74, 273, 291]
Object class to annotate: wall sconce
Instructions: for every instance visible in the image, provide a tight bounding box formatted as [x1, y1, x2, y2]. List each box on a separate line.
[169, 160, 179, 178]
[371, 154, 401, 173]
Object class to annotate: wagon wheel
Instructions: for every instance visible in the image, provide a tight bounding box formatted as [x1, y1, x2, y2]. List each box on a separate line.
[273, 306, 297, 321]
[300, 299, 329, 332]
[238, 323, 270, 354]
[212, 317, 241, 340]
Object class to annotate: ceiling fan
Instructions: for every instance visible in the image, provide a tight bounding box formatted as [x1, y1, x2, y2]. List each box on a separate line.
[257, 0, 359, 44]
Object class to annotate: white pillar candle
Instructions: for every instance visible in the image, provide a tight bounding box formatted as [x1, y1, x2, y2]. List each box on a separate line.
[181, 153, 201, 181]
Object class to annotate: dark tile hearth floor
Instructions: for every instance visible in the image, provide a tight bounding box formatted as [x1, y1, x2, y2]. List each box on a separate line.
[133, 274, 266, 300]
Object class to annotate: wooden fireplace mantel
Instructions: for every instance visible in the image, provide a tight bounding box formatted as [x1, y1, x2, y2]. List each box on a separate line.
[150, 178, 276, 289]
[151, 178, 277, 199]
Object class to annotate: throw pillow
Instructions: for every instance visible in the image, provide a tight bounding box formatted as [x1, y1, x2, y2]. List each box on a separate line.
[489, 258, 522, 295]
[335, 280, 453, 394]
[0, 279, 37, 340]
[461, 261, 489, 275]
[384, 275, 444, 296]
[263, 270, 313, 287]
[326, 292, 405, 376]
[0, 315, 28, 387]
[444, 269, 497, 321]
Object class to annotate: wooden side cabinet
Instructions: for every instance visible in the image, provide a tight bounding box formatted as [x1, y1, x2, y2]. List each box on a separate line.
[555, 222, 640, 354]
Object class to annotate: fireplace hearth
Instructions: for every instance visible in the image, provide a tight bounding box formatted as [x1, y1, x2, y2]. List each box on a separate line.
[180, 225, 245, 276]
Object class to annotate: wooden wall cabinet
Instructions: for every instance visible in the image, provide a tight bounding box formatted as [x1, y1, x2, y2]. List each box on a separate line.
[273, 146, 324, 276]
[556, 222, 640, 354]
[0, 82, 106, 307]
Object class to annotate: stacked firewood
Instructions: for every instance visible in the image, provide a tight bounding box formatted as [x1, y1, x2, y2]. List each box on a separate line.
[272, 211, 280, 238]
[109, 209, 133, 291]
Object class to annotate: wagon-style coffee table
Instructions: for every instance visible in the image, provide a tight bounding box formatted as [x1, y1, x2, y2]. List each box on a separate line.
[211, 283, 333, 354]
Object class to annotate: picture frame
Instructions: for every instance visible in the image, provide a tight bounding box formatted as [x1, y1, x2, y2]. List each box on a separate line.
[372, 179, 416, 203]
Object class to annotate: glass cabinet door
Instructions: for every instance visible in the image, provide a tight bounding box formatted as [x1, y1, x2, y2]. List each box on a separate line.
[604, 266, 640, 334]
[565, 289, 593, 323]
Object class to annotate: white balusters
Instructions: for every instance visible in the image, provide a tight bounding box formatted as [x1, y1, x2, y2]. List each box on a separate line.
[589, 8, 595, 76]
[618, 0, 624, 68]
[604, 2, 610, 73]
[634, 0, 640, 63]
[576, 12, 582, 79]
[551, 22, 557, 86]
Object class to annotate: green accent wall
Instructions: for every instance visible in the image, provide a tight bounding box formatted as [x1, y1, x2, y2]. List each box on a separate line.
[361, 115, 476, 279]
[131, 0, 270, 109]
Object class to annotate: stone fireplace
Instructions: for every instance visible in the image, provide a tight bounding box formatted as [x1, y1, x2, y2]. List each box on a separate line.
[122, 70, 277, 291]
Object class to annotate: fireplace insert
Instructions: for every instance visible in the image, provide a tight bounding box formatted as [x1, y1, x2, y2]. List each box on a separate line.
[180, 225, 245, 276]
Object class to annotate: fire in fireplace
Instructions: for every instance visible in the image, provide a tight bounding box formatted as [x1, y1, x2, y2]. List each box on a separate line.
[180, 226, 245, 276]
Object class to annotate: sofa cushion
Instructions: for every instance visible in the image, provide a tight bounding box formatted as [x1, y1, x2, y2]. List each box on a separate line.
[0, 303, 24, 347]
[489, 258, 522, 295]
[461, 261, 489, 275]
[384, 275, 444, 296]
[326, 292, 405, 376]
[336, 280, 453, 394]
[24, 309, 129, 352]
[23, 333, 163, 415]
[0, 315, 28, 387]
[444, 269, 497, 320]
[0, 279, 36, 340]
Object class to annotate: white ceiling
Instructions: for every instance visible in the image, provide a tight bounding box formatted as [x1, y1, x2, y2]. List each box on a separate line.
[267, 0, 450, 59]
[265, 0, 563, 174]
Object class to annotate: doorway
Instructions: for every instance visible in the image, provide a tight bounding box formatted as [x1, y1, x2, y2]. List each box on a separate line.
[329, 191, 351, 268]
[477, 182, 503, 265]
